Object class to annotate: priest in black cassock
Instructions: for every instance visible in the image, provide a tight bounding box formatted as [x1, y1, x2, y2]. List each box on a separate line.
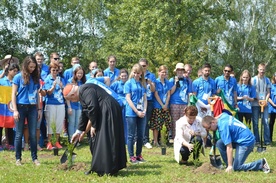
[63, 83, 127, 176]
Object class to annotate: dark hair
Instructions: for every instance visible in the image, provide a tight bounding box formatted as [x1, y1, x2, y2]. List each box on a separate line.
[202, 63, 211, 69]
[225, 64, 233, 72]
[4, 63, 20, 76]
[116, 68, 128, 81]
[72, 66, 86, 84]
[93, 69, 104, 78]
[21, 56, 39, 84]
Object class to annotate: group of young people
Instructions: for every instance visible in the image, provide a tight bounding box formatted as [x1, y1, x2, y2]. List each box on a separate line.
[0, 52, 274, 175]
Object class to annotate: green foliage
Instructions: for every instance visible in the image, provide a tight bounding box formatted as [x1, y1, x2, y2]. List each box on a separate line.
[192, 139, 202, 167]
[50, 122, 57, 144]
[160, 124, 168, 147]
[66, 141, 75, 169]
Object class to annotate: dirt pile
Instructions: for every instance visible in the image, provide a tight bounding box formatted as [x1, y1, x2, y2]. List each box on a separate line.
[193, 162, 223, 174]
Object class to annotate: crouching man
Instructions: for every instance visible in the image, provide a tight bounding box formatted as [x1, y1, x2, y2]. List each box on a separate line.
[202, 113, 270, 173]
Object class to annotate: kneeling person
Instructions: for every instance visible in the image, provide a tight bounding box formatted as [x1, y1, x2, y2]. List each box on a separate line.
[202, 113, 270, 173]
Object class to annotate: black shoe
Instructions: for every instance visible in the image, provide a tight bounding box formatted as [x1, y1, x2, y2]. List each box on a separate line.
[84, 169, 92, 175]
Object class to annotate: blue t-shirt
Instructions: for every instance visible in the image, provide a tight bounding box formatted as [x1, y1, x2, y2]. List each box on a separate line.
[144, 70, 156, 101]
[110, 80, 126, 106]
[237, 84, 256, 113]
[169, 77, 191, 105]
[218, 113, 255, 146]
[103, 67, 120, 84]
[124, 78, 146, 117]
[192, 77, 216, 105]
[0, 76, 12, 86]
[13, 73, 40, 104]
[153, 78, 173, 109]
[43, 75, 65, 105]
[215, 75, 237, 106]
[269, 83, 276, 113]
[86, 78, 123, 106]
[40, 64, 49, 81]
[67, 78, 83, 110]
[63, 68, 73, 85]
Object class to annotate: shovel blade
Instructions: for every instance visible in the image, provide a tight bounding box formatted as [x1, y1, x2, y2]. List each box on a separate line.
[257, 146, 266, 153]
[60, 150, 68, 164]
[209, 155, 223, 169]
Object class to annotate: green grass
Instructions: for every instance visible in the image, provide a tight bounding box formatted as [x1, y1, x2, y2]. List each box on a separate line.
[0, 138, 276, 183]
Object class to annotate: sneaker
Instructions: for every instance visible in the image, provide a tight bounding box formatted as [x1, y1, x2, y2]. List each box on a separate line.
[0, 145, 4, 151]
[24, 143, 29, 151]
[33, 159, 41, 166]
[144, 142, 152, 149]
[55, 142, 63, 149]
[16, 159, 22, 166]
[37, 144, 43, 151]
[136, 155, 146, 163]
[169, 139, 174, 144]
[47, 142, 53, 150]
[130, 156, 138, 164]
[262, 158, 270, 173]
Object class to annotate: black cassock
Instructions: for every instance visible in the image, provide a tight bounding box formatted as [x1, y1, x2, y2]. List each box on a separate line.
[78, 83, 127, 176]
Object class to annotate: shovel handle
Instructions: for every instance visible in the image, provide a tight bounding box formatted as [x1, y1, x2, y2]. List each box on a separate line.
[258, 100, 266, 113]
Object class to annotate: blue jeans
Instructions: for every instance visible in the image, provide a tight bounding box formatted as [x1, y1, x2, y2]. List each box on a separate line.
[127, 116, 146, 157]
[143, 101, 153, 144]
[252, 106, 270, 144]
[15, 104, 38, 161]
[67, 109, 81, 140]
[216, 139, 263, 171]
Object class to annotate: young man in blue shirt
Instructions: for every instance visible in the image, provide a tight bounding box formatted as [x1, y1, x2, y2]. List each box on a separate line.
[202, 113, 270, 173]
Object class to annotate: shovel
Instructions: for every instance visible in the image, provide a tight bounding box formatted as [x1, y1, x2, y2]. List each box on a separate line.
[208, 97, 223, 169]
[257, 100, 266, 153]
[60, 140, 79, 164]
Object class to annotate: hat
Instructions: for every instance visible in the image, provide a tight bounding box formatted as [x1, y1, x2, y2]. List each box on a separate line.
[174, 63, 185, 72]
[0, 55, 19, 67]
[63, 84, 76, 97]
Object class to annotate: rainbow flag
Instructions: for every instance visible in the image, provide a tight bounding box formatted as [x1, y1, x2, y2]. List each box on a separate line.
[218, 90, 238, 118]
[0, 85, 14, 128]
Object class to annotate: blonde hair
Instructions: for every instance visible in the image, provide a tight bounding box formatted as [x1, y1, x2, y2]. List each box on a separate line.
[129, 63, 146, 88]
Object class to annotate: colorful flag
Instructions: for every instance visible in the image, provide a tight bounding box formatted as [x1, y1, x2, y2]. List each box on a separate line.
[189, 95, 211, 118]
[217, 90, 239, 118]
[0, 85, 14, 128]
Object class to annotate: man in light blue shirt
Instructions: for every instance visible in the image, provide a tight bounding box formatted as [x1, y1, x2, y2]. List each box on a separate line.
[202, 113, 270, 173]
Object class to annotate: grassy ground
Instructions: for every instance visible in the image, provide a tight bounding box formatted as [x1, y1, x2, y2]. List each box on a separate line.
[0, 137, 276, 183]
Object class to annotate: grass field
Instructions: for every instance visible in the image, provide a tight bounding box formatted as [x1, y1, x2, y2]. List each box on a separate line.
[0, 136, 276, 183]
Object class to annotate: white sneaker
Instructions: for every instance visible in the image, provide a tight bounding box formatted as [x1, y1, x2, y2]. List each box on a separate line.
[262, 158, 270, 173]
[144, 142, 152, 149]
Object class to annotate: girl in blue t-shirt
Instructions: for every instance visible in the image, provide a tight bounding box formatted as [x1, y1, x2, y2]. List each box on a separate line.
[67, 65, 86, 140]
[43, 62, 65, 150]
[111, 68, 128, 144]
[268, 73, 276, 141]
[0, 63, 19, 151]
[237, 70, 256, 129]
[124, 64, 147, 163]
[12, 56, 41, 166]
[150, 65, 172, 146]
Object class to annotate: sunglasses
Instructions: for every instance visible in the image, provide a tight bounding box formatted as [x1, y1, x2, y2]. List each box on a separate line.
[51, 69, 58, 72]
[53, 58, 60, 60]
[141, 65, 147, 68]
[224, 70, 231, 73]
